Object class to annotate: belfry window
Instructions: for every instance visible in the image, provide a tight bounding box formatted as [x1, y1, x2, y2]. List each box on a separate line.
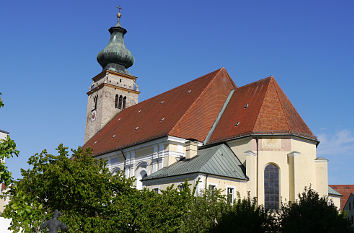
[264, 164, 280, 209]
[118, 95, 123, 109]
[115, 94, 119, 108]
[123, 96, 126, 109]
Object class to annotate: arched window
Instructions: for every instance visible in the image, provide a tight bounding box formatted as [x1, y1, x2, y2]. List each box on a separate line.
[123, 96, 127, 109]
[264, 164, 280, 209]
[112, 167, 120, 175]
[136, 170, 147, 190]
[115, 94, 119, 108]
[118, 95, 123, 109]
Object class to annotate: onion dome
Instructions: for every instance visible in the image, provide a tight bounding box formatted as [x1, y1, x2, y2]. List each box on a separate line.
[97, 8, 134, 74]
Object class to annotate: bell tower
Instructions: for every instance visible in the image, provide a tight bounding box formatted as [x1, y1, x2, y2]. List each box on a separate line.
[84, 7, 140, 143]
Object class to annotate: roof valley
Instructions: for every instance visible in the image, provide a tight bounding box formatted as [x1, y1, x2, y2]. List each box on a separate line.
[168, 68, 224, 138]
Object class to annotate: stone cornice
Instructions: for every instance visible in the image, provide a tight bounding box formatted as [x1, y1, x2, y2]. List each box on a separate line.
[87, 83, 140, 95]
[92, 70, 137, 82]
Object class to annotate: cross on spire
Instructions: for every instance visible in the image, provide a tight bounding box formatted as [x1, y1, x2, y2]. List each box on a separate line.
[117, 5, 122, 23]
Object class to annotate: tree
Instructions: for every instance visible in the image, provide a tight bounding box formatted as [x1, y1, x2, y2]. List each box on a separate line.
[0, 92, 3, 108]
[3, 145, 194, 233]
[3, 145, 136, 232]
[179, 187, 230, 233]
[209, 196, 275, 233]
[0, 92, 19, 186]
[280, 187, 352, 233]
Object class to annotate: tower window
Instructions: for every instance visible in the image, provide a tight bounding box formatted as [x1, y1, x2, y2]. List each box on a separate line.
[115, 94, 119, 108]
[123, 96, 126, 109]
[92, 95, 98, 111]
[118, 95, 123, 109]
[264, 163, 280, 209]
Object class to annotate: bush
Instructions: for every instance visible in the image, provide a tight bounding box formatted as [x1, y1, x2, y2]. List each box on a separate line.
[209, 196, 274, 233]
[280, 188, 352, 233]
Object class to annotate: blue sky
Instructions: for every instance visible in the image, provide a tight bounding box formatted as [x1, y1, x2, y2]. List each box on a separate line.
[0, 0, 353, 184]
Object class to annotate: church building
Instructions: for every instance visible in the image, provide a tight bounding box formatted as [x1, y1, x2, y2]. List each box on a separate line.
[83, 10, 341, 209]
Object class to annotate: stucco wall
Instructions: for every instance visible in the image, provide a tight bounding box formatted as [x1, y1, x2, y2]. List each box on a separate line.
[96, 135, 334, 209]
[227, 136, 328, 207]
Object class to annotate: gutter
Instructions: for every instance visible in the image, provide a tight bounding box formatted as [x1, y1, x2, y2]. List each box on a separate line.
[143, 171, 248, 182]
[120, 150, 127, 175]
[204, 132, 319, 148]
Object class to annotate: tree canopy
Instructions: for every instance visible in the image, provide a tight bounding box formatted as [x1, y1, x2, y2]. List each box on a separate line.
[3, 145, 193, 232]
[0, 93, 19, 186]
[280, 188, 352, 233]
[2, 141, 352, 232]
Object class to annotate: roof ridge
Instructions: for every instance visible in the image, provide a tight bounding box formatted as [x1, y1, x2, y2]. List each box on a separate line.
[128, 68, 224, 107]
[238, 76, 273, 89]
[271, 78, 291, 132]
[251, 77, 273, 132]
[84, 68, 223, 148]
[169, 68, 226, 140]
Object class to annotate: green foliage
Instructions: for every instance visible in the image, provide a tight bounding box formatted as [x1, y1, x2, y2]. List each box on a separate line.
[0, 93, 19, 185]
[179, 187, 229, 233]
[280, 187, 352, 233]
[0, 92, 4, 108]
[209, 196, 274, 233]
[3, 142, 352, 233]
[3, 145, 193, 233]
[0, 136, 19, 185]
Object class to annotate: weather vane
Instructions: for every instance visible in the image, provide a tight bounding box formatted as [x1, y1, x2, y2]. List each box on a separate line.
[117, 5, 122, 24]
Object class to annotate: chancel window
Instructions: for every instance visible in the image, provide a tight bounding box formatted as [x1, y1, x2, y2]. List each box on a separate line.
[264, 164, 280, 209]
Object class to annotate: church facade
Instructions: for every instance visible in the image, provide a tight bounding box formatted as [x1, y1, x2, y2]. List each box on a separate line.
[83, 11, 341, 209]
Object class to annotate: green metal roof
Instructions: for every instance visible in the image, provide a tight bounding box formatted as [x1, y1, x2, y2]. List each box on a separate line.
[143, 144, 247, 181]
[328, 186, 342, 196]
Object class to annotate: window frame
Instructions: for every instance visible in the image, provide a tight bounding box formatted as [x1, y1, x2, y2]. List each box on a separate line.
[264, 163, 280, 210]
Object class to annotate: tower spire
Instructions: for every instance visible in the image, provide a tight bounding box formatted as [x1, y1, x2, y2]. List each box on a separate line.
[97, 6, 134, 75]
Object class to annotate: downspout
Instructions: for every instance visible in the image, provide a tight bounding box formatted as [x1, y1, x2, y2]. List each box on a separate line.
[256, 137, 259, 203]
[120, 149, 127, 176]
[205, 174, 208, 190]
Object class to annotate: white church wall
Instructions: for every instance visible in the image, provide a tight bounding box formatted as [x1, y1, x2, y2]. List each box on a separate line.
[257, 146, 291, 206]
[227, 136, 256, 165]
[227, 135, 327, 208]
[97, 136, 187, 189]
[328, 195, 341, 211]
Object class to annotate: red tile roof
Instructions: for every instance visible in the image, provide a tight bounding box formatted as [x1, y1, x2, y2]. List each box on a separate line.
[84, 68, 236, 156]
[84, 68, 317, 156]
[329, 185, 354, 211]
[208, 76, 316, 143]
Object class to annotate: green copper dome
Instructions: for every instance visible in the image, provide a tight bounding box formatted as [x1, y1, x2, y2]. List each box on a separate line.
[97, 14, 134, 75]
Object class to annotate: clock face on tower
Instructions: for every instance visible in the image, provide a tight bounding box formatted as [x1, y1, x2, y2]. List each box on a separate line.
[91, 110, 96, 121]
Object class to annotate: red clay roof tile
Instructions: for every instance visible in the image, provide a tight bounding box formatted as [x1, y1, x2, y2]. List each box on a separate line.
[329, 185, 354, 211]
[208, 76, 316, 144]
[84, 68, 235, 156]
[84, 68, 316, 156]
